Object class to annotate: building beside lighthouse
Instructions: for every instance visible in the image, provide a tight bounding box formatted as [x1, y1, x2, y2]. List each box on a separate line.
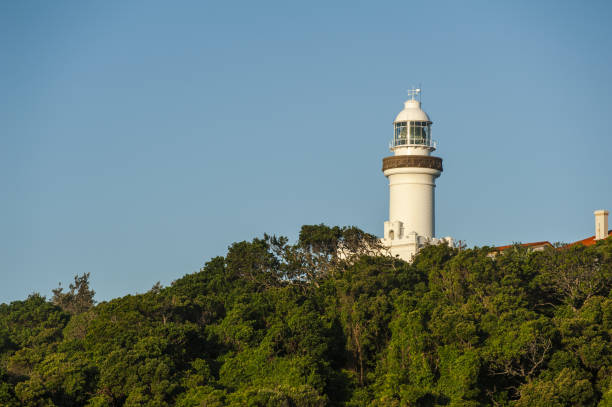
[382, 90, 454, 261]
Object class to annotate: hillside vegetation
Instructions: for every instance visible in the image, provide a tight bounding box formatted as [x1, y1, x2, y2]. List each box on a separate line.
[1, 225, 611, 406]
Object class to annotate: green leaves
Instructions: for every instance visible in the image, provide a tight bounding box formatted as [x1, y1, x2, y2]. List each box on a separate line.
[514, 368, 596, 407]
[0, 227, 610, 406]
[537, 243, 612, 309]
[52, 273, 96, 315]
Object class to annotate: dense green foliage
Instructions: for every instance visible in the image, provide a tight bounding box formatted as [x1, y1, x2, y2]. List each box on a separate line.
[1, 225, 611, 406]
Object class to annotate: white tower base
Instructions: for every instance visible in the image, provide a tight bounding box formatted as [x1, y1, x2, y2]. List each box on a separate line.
[381, 230, 454, 261]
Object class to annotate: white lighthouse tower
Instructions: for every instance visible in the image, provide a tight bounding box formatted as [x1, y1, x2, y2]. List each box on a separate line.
[382, 89, 453, 261]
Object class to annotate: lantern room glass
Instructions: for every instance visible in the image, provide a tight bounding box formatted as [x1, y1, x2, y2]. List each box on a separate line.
[393, 121, 432, 147]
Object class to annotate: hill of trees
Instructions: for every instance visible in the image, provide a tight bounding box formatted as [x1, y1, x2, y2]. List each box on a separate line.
[1, 225, 611, 406]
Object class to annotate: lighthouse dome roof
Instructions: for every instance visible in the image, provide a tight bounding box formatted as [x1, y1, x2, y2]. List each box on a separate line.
[394, 99, 431, 123]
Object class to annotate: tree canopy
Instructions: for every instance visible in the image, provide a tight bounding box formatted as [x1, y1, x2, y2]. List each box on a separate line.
[0, 225, 610, 406]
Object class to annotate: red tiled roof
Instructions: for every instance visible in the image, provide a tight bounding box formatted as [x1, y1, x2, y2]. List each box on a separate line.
[492, 230, 611, 253]
[494, 241, 552, 252]
[566, 230, 612, 247]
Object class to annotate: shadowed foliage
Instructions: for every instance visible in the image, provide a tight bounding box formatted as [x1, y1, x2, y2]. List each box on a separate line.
[0, 225, 610, 406]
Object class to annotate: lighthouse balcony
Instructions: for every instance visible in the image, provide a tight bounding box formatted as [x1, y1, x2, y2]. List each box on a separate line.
[389, 138, 437, 150]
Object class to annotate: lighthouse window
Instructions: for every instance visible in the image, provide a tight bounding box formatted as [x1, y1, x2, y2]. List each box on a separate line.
[394, 121, 432, 147]
[394, 122, 408, 145]
[409, 121, 431, 145]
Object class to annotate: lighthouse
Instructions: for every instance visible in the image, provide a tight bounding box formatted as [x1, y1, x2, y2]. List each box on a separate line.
[382, 89, 453, 261]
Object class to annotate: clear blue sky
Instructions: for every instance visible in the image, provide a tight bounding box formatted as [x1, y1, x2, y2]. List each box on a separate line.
[2, 0, 611, 303]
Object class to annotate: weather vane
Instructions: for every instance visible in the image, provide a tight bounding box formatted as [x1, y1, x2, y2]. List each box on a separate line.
[407, 87, 422, 101]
